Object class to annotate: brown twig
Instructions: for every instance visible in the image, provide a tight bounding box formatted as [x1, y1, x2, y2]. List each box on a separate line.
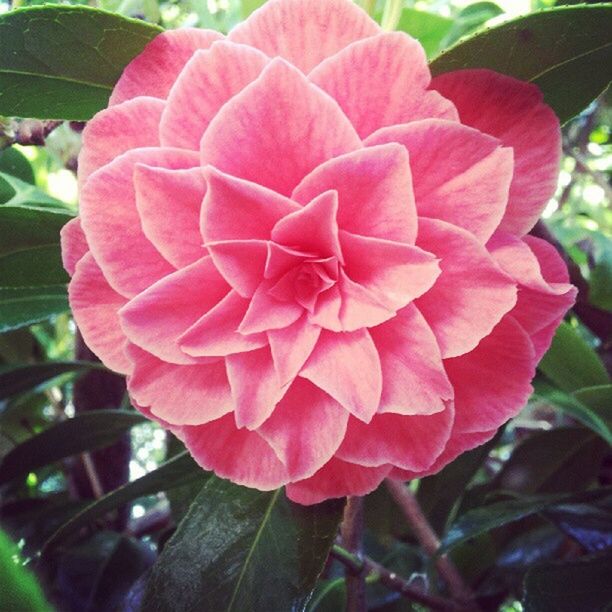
[0, 119, 62, 150]
[340, 496, 367, 612]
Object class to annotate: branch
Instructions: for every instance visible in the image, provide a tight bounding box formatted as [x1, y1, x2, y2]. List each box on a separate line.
[340, 496, 366, 612]
[0, 119, 62, 149]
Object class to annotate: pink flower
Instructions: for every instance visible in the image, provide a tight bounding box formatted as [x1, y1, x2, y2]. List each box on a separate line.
[62, 0, 576, 504]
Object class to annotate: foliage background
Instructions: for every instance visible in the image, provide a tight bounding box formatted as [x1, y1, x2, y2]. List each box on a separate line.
[0, 0, 610, 610]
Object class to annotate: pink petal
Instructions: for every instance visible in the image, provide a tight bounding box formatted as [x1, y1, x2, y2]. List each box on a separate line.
[119, 257, 229, 364]
[309, 285, 342, 331]
[160, 41, 269, 150]
[134, 165, 206, 269]
[265, 242, 310, 280]
[259, 378, 349, 480]
[432, 69, 561, 236]
[179, 290, 267, 357]
[369, 304, 453, 416]
[271, 191, 342, 261]
[183, 414, 289, 490]
[200, 58, 362, 197]
[78, 97, 164, 188]
[300, 329, 382, 422]
[292, 143, 417, 243]
[310, 32, 457, 139]
[286, 458, 391, 505]
[110, 29, 223, 105]
[445, 316, 535, 433]
[340, 230, 440, 311]
[201, 166, 299, 243]
[366, 119, 513, 243]
[416, 219, 517, 358]
[337, 272, 395, 331]
[268, 314, 322, 386]
[60, 218, 88, 277]
[79, 148, 199, 297]
[226, 346, 281, 429]
[228, 0, 380, 73]
[523, 235, 571, 284]
[336, 405, 454, 471]
[127, 346, 230, 426]
[69, 253, 130, 374]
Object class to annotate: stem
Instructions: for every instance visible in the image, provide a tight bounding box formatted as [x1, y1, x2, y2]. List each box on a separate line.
[385, 480, 476, 606]
[340, 497, 366, 612]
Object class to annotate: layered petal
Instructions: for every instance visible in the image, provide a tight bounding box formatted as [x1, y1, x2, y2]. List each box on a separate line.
[432, 69, 561, 235]
[200, 58, 362, 197]
[228, 0, 381, 73]
[60, 218, 88, 277]
[337, 272, 395, 331]
[310, 32, 457, 139]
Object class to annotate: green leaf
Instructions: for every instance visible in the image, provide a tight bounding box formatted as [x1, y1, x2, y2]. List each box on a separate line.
[0, 4, 162, 120]
[396, 9, 453, 57]
[539, 322, 609, 392]
[0, 410, 145, 483]
[0, 148, 35, 184]
[0, 285, 68, 332]
[574, 385, 612, 428]
[42, 451, 204, 556]
[589, 241, 612, 310]
[430, 4, 612, 124]
[142, 477, 345, 612]
[442, 2, 503, 48]
[241, 0, 266, 18]
[523, 552, 612, 611]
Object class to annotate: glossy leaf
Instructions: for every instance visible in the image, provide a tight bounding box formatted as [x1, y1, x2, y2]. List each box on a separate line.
[442, 2, 503, 47]
[0, 148, 35, 184]
[142, 477, 345, 612]
[574, 385, 612, 429]
[0, 285, 68, 332]
[0, 4, 162, 120]
[396, 9, 453, 57]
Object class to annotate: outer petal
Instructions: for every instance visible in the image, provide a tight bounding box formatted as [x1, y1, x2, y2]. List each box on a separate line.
[78, 97, 164, 187]
[286, 458, 391, 505]
[366, 119, 513, 243]
[416, 219, 517, 358]
[109, 29, 223, 105]
[183, 414, 289, 490]
[432, 69, 561, 235]
[160, 41, 269, 150]
[127, 346, 231, 426]
[337, 272, 395, 331]
[292, 144, 417, 243]
[200, 58, 362, 197]
[60, 218, 88, 277]
[300, 329, 382, 422]
[310, 32, 457, 139]
[369, 304, 453, 416]
[79, 148, 199, 297]
[444, 316, 535, 434]
[69, 253, 129, 374]
[228, 0, 381, 73]
[119, 257, 229, 364]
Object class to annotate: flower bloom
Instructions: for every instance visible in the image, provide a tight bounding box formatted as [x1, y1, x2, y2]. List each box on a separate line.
[62, 0, 576, 504]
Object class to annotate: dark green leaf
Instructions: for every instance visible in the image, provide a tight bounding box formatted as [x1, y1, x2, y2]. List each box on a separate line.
[0, 5, 162, 120]
[589, 241, 612, 310]
[306, 578, 346, 612]
[442, 2, 504, 47]
[0, 148, 35, 184]
[430, 5, 612, 123]
[396, 9, 453, 57]
[574, 385, 612, 428]
[142, 477, 345, 612]
[0, 285, 68, 332]
[0, 410, 145, 483]
[0, 172, 66, 208]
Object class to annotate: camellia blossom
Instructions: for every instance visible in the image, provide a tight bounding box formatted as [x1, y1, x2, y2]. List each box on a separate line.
[62, 0, 576, 504]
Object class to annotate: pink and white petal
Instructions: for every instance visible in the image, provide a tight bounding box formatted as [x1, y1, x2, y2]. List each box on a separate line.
[271, 190, 342, 261]
[134, 165, 206, 268]
[445, 316, 535, 434]
[78, 97, 164, 188]
[183, 414, 289, 490]
[369, 304, 453, 416]
[432, 69, 561, 236]
[60, 218, 88, 277]
[109, 29, 223, 105]
[309, 285, 343, 331]
[310, 32, 457, 139]
[207, 240, 268, 298]
[265, 243, 310, 280]
[226, 346, 281, 429]
[179, 290, 267, 357]
[127, 346, 230, 426]
[340, 231, 440, 311]
[259, 378, 348, 480]
[160, 41, 269, 150]
[416, 219, 517, 358]
[292, 143, 416, 243]
[523, 235, 571, 284]
[337, 405, 454, 471]
[529, 320, 564, 362]
[69, 253, 130, 374]
[238, 281, 303, 334]
[366, 120, 513, 243]
[228, 0, 380, 73]
[286, 458, 391, 505]
[80, 148, 199, 297]
[201, 166, 299, 243]
[300, 329, 382, 422]
[119, 257, 229, 364]
[201, 58, 362, 197]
